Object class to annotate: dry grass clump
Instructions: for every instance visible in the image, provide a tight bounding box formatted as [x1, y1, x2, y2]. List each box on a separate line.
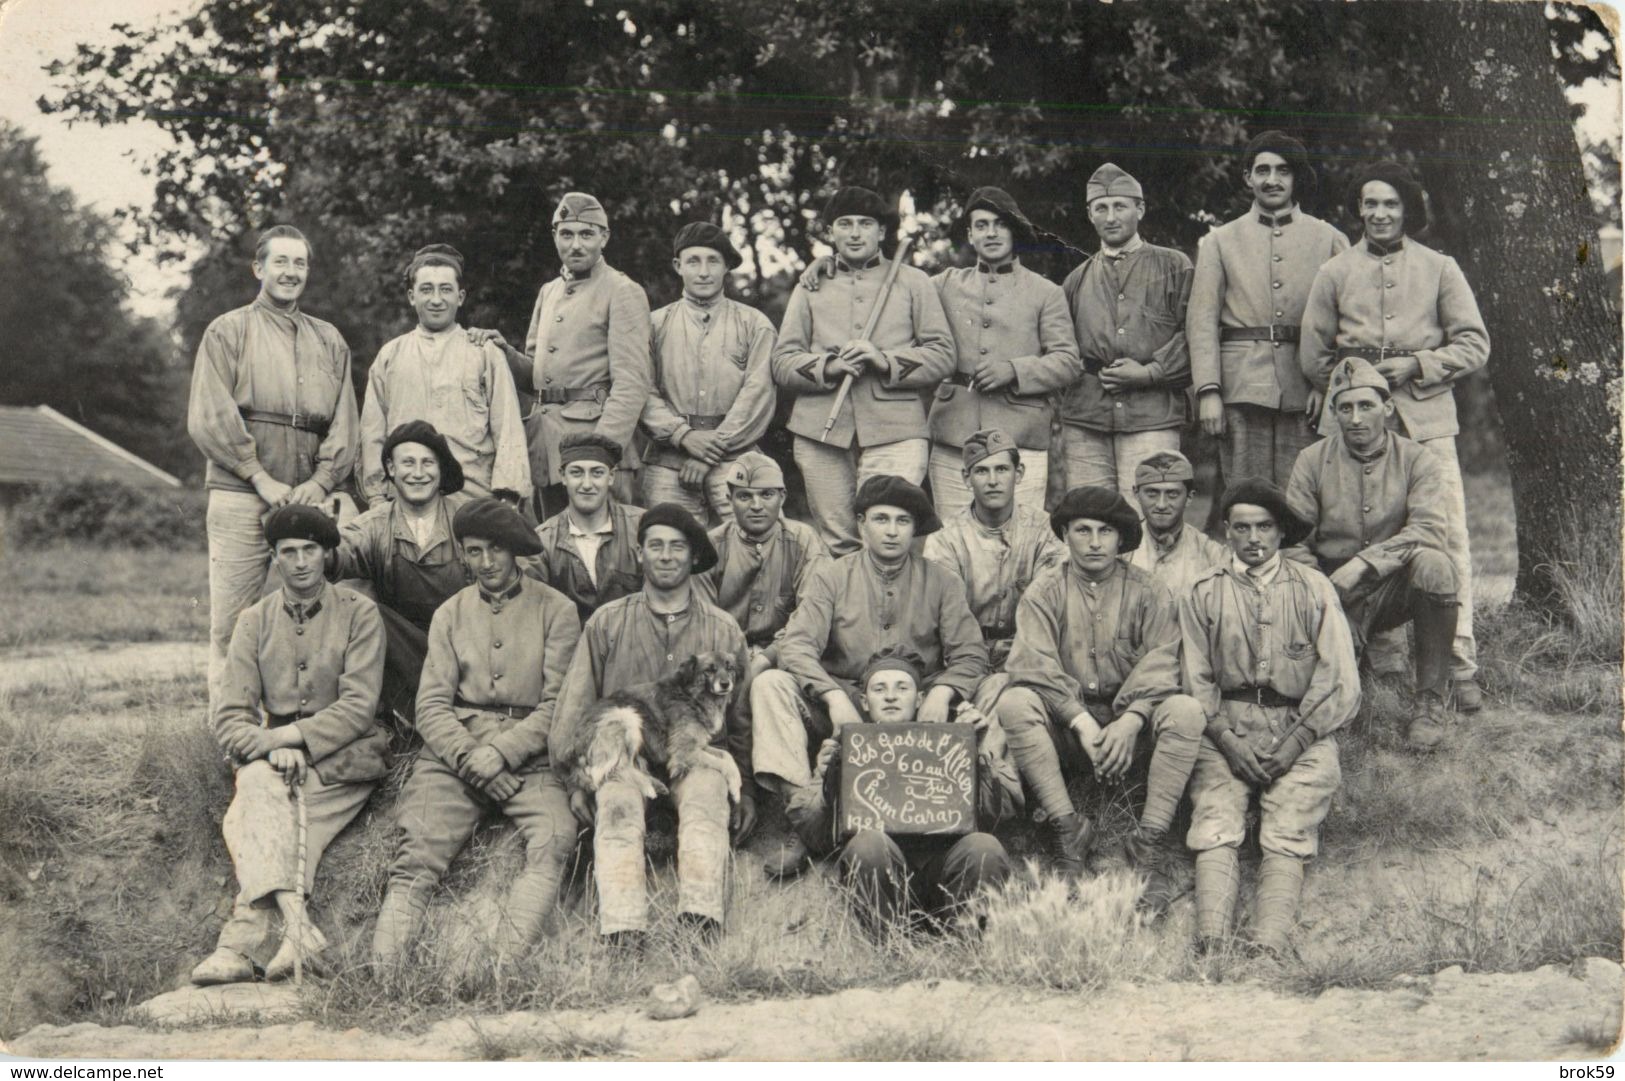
[841, 1020, 978, 1061]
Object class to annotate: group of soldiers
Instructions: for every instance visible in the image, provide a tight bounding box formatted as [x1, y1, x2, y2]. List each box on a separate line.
[184, 129, 1489, 983]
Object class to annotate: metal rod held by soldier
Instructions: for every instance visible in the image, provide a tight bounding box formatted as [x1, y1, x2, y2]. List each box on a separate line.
[820, 234, 917, 442]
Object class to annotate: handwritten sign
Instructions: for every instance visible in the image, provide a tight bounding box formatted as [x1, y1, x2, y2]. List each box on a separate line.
[838, 723, 977, 838]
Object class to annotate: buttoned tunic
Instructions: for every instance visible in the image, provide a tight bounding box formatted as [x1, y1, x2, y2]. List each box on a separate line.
[927, 260, 1081, 450]
[215, 582, 388, 784]
[330, 493, 472, 631]
[527, 502, 646, 625]
[1179, 559, 1359, 743]
[775, 552, 989, 703]
[359, 324, 529, 502]
[520, 261, 653, 481]
[1127, 523, 1228, 600]
[1299, 238, 1490, 440]
[1060, 243, 1194, 433]
[643, 297, 778, 468]
[415, 577, 582, 774]
[1285, 431, 1449, 576]
[188, 295, 359, 494]
[550, 591, 753, 777]
[1004, 561, 1183, 725]
[1188, 209, 1349, 411]
[923, 503, 1066, 643]
[695, 518, 830, 659]
[772, 260, 955, 448]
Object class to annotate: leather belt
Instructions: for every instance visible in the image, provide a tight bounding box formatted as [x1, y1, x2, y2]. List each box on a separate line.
[240, 408, 330, 437]
[1336, 346, 1413, 361]
[683, 414, 726, 430]
[945, 372, 976, 388]
[1081, 356, 1108, 375]
[265, 710, 317, 724]
[538, 383, 609, 405]
[1220, 686, 1301, 709]
[1221, 325, 1299, 344]
[453, 697, 533, 719]
[981, 623, 1015, 643]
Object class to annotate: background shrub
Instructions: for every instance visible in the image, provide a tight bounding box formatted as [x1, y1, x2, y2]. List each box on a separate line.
[8, 480, 206, 550]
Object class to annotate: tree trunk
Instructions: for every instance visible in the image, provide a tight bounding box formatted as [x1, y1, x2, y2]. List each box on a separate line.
[1422, 1, 1621, 615]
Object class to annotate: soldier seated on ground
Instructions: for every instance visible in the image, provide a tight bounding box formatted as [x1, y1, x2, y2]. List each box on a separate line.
[528, 433, 646, 627]
[785, 647, 1012, 938]
[192, 505, 389, 986]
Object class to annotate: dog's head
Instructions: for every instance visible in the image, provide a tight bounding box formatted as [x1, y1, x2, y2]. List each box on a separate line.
[678, 651, 739, 711]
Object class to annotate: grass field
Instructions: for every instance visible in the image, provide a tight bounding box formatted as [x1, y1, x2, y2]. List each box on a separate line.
[0, 471, 1618, 1044]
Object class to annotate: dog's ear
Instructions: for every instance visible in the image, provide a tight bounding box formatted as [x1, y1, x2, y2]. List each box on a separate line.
[675, 654, 701, 685]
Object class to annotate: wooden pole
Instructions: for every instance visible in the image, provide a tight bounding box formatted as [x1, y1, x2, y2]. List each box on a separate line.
[820, 235, 916, 443]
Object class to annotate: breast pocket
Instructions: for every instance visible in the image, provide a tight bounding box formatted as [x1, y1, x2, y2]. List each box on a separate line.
[871, 382, 923, 403]
[461, 382, 492, 437]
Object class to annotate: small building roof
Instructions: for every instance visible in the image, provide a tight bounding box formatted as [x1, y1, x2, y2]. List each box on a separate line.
[0, 405, 181, 489]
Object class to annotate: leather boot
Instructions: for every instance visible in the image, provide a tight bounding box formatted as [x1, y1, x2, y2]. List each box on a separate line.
[1249, 853, 1305, 957]
[189, 947, 255, 986]
[1122, 828, 1180, 919]
[370, 888, 429, 964]
[1046, 812, 1095, 879]
[1406, 691, 1450, 752]
[265, 921, 328, 981]
[1453, 677, 1484, 713]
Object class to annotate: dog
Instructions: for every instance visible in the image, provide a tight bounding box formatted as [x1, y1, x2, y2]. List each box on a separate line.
[563, 651, 743, 807]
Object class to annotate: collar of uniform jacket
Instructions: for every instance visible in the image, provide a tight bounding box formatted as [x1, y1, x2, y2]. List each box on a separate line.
[282, 587, 325, 624]
[1344, 429, 1394, 464]
[976, 259, 1017, 275]
[1100, 234, 1146, 260]
[1256, 209, 1295, 227]
[834, 254, 883, 274]
[1364, 236, 1404, 257]
[252, 291, 302, 324]
[478, 579, 524, 607]
[561, 263, 596, 282]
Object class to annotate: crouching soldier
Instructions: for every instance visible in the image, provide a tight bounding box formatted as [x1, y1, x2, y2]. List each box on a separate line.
[192, 505, 389, 985]
[371, 498, 582, 963]
[1181, 480, 1359, 957]
[1127, 450, 1227, 600]
[1287, 357, 1458, 750]
[995, 487, 1205, 911]
[786, 647, 1012, 937]
[551, 504, 753, 942]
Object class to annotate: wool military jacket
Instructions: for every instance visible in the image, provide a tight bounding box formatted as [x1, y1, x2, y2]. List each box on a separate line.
[1059, 241, 1195, 433]
[1179, 558, 1359, 741]
[1004, 561, 1183, 726]
[1126, 522, 1228, 601]
[1187, 208, 1349, 412]
[927, 259, 1082, 450]
[549, 590, 752, 779]
[1285, 430, 1450, 580]
[643, 296, 778, 469]
[215, 582, 388, 784]
[775, 551, 990, 705]
[694, 518, 830, 660]
[1299, 237, 1490, 441]
[772, 259, 955, 448]
[188, 294, 359, 495]
[526, 501, 646, 626]
[329, 492, 472, 631]
[517, 260, 653, 481]
[923, 502, 1067, 644]
[359, 324, 530, 503]
[415, 577, 581, 774]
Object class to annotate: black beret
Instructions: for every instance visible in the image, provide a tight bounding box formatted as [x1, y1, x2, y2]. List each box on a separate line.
[381, 420, 465, 494]
[673, 221, 743, 270]
[1345, 160, 1428, 236]
[854, 475, 941, 537]
[1241, 130, 1317, 200]
[1218, 478, 1314, 547]
[638, 502, 719, 574]
[265, 504, 340, 550]
[558, 432, 623, 469]
[452, 497, 543, 556]
[1049, 485, 1143, 553]
[822, 186, 895, 231]
[957, 186, 1037, 247]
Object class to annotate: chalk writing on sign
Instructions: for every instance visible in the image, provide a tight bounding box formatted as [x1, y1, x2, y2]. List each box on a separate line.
[838, 722, 977, 837]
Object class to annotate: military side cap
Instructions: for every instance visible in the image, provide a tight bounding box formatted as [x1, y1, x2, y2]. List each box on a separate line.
[558, 432, 622, 469]
[1328, 356, 1391, 402]
[822, 186, 892, 225]
[860, 645, 928, 690]
[673, 221, 742, 269]
[854, 474, 941, 537]
[1049, 485, 1142, 552]
[382, 419, 465, 494]
[961, 428, 1021, 470]
[552, 191, 609, 229]
[1133, 449, 1195, 490]
[453, 498, 544, 556]
[1086, 162, 1144, 203]
[959, 186, 1037, 246]
[265, 504, 341, 550]
[724, 450, 785, 490]
[638, 502, 719, 574]
[1218, 478, 1313, 547]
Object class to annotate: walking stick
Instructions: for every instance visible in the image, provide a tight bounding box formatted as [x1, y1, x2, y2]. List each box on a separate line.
[819, 235, 916, 442]
[292, 778, 308, 987]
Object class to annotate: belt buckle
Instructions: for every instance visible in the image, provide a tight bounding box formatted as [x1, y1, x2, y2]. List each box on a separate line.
[290, 409, 303, 429]
[1252, 685, 1266, 706]
[1268, 324, 1278, 345]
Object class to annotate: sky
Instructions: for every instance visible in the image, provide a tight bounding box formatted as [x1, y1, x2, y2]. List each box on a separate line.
[0, 0, 1619, 322]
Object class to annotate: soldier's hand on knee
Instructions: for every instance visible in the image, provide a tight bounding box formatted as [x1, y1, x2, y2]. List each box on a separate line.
[731, 786, 757, 842]
[1216, 731, 1270, 785]
[1260, 728, 1314, 780]
[267, 747, 309, 787]
[569, 788, 596, 827]
[462, 745, 507, 786]
[484, 770, 523, 802]
[1097, 716, 1142, 780]
[1328, 559, 1371, 596]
